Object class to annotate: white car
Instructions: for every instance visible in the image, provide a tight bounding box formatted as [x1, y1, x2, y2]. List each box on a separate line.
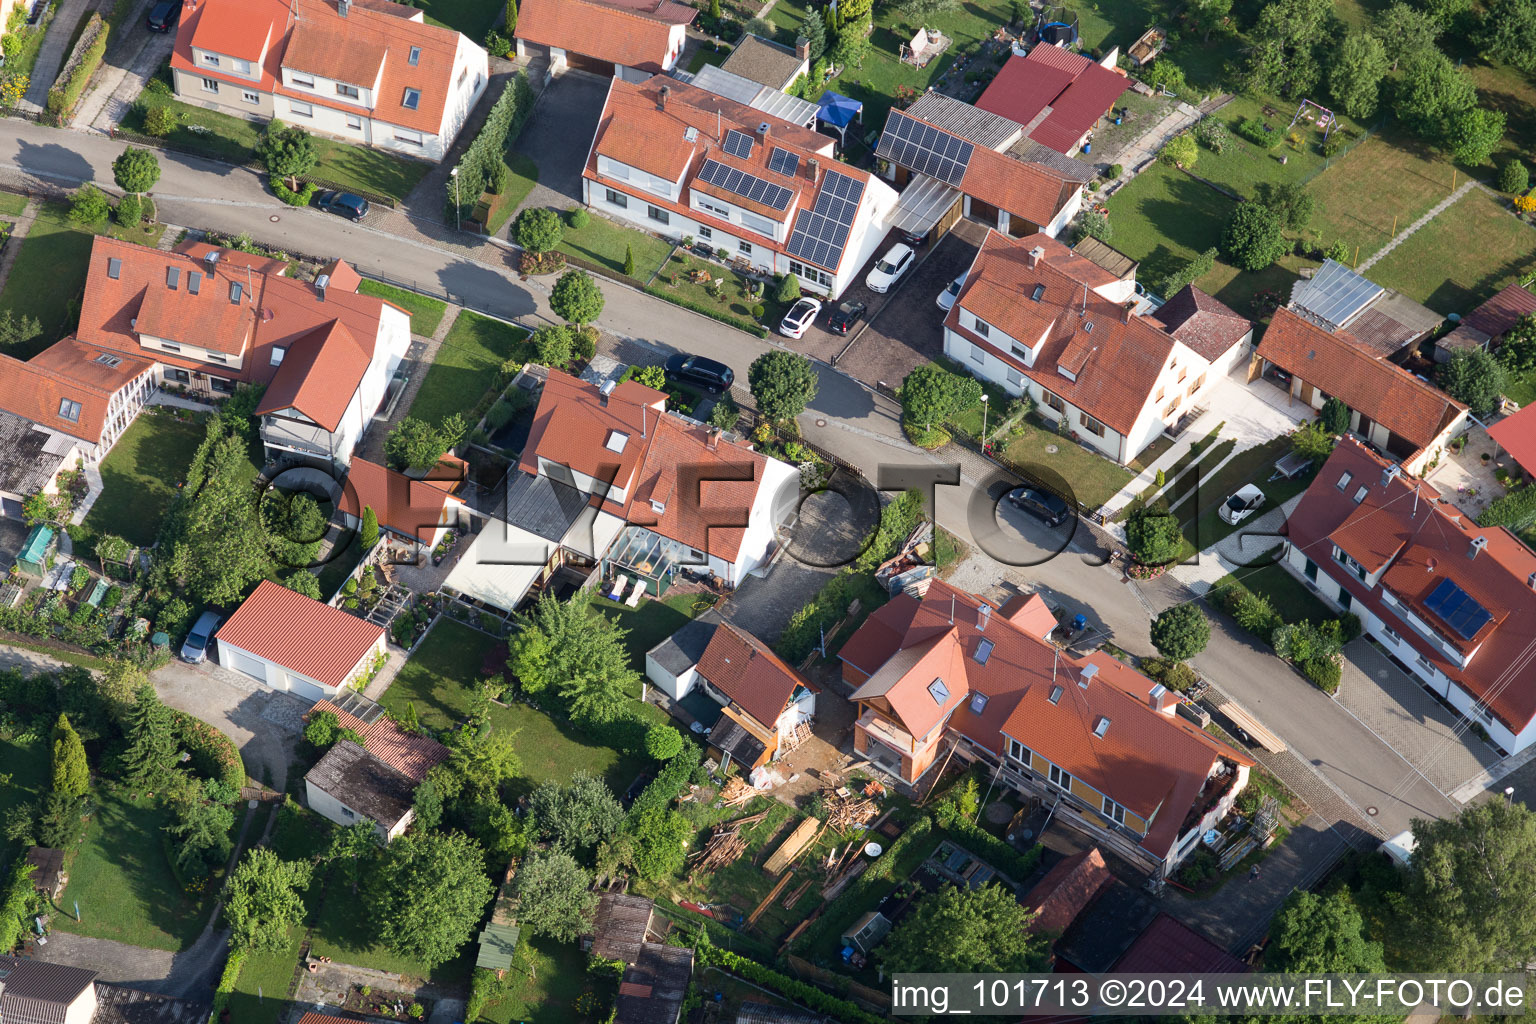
[779, 297, 823, 338]
[937, 270, 968, 312]
[866, 243, 915, 293]
[1218, 484, 1267, 525]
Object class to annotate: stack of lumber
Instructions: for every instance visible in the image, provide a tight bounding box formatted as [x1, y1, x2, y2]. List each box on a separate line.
[689, 812, 766, 872]
[822, 858, 868, 899]
[763, 816, 821, 875]
[718, 776, 754, 806]
[827, 794, 877, 834]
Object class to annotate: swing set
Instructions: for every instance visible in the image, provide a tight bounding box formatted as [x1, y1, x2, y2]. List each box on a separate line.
[1287, 98, 1336, 141]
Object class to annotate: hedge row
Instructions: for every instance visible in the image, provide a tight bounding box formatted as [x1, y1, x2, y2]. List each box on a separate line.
[776, 570, 869, 665]
[1479, 483, 1536, 529]
[46, 13, 107, 124]
[629, 740, 703, 819]
[207, 950, 246, 1024]
[643, 285, 768, 338]
[794, 815, 933, 955]
[272, 179, 318, 207]
[446, 73, 535, 221]
[171, 709, 247, 792]
[698, 947, 887, 1024]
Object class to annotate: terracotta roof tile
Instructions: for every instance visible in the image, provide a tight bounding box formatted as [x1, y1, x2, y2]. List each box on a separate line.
[0, 340, 151, 445]
[518, 368, 666, 499]
[1256, 308, 1464, 450]
[254, 320, 369, 431]
[1115, 914, 1250, 973]
[625, 414, 769, 561]
[516, 0, 688, 73]
[215, 580, 386, 690]
[1465, 282, 1536, 339]
[958, 143, 1080, 226]
[695, 621, 814, 728]
[307, 698, 449, 782]
[1153, 285, 1252, 362]
[1024, 848, 1112, 934]
[336, 457, 464, 543]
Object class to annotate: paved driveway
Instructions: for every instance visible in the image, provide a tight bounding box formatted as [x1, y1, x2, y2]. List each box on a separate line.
[828, 220, 985, 390]
[153, 658, 302, 792]
[506, 70, 611, 224]
[1335, 637, 1501, 797]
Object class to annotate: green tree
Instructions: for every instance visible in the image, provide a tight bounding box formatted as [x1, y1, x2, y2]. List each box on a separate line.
[748, 350, 818, 424]
[1439, 348, 1508, 416]
[644, 724, 684, 761]
[122, 683, 178, 791]
[801, 12, 827, 59]
[68, 183, 109, 225]
[323, 820, 380, 890]
[623, 244, 635, 277]
[305, 709, 340, 749]
[1150, 603, 1211, 660]
[0, 308, 43, 351]
[1292, 419, 1338, 460]
[1395, 50, 1477, 141]
[1500, 159, 1530, 194]
[1158, 131, 1199, 168]
[163, 778, 235, 875]
[1499, 314, 1536, 374]
[369, 830, 494, 968]
[1321, 395, 1351, 434]
[899, 363, 982, 432]
[708, 0, 720, 20]
[112, 146, 161, 195]
[505, 0, 517, 32]
[531, 324, 575, 368]
[835, 0, 871, 26]
[1244, 0, 1334, 96]
[263, 491, 326, 569]
[1268, 889, 1387, 973]
[1126, 505, 1183, 565]
[162, 431, 276, 605]
[1257, 181, 1315, 231]
[1075, 206, 1112, 243]
[443, 727, 523, 801]
[830, 16, 872, 67]
[1417, 0, 1472, 30]
[1188, 0, 1233, 40]
[360, 506, 380, 550]
[1221, 202, 1288, 271]
[463, 798, 529, 862]
[38, 790, 86, 849]
[627, 807, 691, 881]
[411, 777, 443, 831]
[1329, 30, 1390, 118]
[116, 193, 143, 228]
[223, 847, 314, 952]
[258, 122, 317, 189]
[514, 848, 599, 941]
[881, 884, 1048, 973]
[530, 771, 625, 854]
[281, 571, 323, 600]
[509, 594, 639, 720]
[514, 207, 562, 253]
[550, 269, 605, 325]
[1404, 799, 1536, 971]
[0, 861, 37, 955]
[51, 713, 89, 800]
[1478, 0, 1536, 71]
[1142, 59, 1188, 95]
[384, 416, 458, 472]
[1446, 107, 1506, 165]
[1375, 1, 1440, 68]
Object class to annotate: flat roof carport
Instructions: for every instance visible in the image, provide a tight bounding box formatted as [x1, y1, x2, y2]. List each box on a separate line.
[889, 174, 962, 237]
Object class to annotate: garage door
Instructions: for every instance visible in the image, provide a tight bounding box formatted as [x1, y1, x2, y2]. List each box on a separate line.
[223, 646, 268, 683]
[283, 674, 326, 703]
[568, 52, 615, 76]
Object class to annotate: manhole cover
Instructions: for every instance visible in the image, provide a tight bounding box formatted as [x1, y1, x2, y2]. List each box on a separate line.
[269, 215, 280, 222]
[816, 418, 827, 427]
[1366, 806, 1379, 816]
[1045, 444, 1058, 453]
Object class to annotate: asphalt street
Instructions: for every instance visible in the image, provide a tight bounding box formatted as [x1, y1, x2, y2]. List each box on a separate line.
[0, 117, 1462, 837]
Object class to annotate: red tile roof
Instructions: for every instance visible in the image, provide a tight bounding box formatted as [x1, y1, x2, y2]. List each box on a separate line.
[0, 341, 151, 446]
[946, 230, 1175, 435]
[1024, 849, 1112, 935]
[1153, 285, 1252, 362]
[1464, 283, 1536, 339]
[307, 698, 449, 782]
[518, 368, 666, 500]
[976, 47, 1129, 155]
[337, 457, 464, 543]
[1286, 439, 1536, 736]
[999, 592, 1058, 639]
[843, 581, 1253, 858]
[695, 621, 815, 728]
[516, 0, 689, 73]
[215, 580, 386, 690]
[1114, 913, 1250, 973]
[254, 320, 369, 431]
[1256, 308, 1465, 451]
[1489, 404, 1536, 478]
[959, 143, 1082, 227]
[175, 240, 289, 277]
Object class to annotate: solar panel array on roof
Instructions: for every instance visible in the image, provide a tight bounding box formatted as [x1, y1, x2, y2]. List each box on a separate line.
[767, 146, 800, 177]
[696, 159, 794, 211]
[785, 168, 865, 270]
[723, 128, 756, 159]
[875, 110, 975, 186]
[1293, 259, 1384, 330]
[1423, 577, 1493, 640]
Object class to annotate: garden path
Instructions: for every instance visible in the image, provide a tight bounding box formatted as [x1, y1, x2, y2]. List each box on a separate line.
[0, 198, 40, 296]
[354, 304, 464, 466]
[18, 0, 95, 115]
[1357, 179, 1478, 272]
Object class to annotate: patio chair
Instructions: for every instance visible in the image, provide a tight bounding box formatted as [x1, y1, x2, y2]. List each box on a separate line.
[625, 580, 645, 607]
[607, 574, 630, 602]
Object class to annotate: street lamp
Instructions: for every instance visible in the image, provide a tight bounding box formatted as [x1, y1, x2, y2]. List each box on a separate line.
[450, 166, 460, 232]
[980, 393, 989, 446]
[1506, 786, 1516, 805]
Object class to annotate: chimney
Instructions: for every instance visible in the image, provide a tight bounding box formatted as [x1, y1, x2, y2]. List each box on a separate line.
[807, 157, 820, 183]
[977, 603, 991, 631]
[338, 0, 349, 16]
[796, 35, 810, 62]
[204, 249, 219, 277]
[1470, 535, 1488, 559]
[1148, 683, 1172, 714]
[658, 85, 670, 111]
[706, 426, 720, 451]
[315, 273, 330, 301]
[1077, 663, 1097, 690]
[1121, 299, 1134, 323]
[758, 121, 770, 141]
[599, 379, 617, 406]
[1381, 463, 1401, 488]
[1026, 245, 1045, 268]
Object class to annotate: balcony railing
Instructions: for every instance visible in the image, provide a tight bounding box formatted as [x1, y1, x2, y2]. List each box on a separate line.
[857, 709, 917, 755]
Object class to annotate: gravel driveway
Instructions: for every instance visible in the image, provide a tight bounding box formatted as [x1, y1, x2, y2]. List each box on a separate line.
[153, 659, 300, 792]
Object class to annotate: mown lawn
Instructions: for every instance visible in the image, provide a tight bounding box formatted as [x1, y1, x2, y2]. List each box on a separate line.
[378, 619, 651, 790]
[308, 882, 475, 986]
[0, 203, 165, 359]
[1172, 436, 1317, 554]
[1209, 557, 1333, 626]
[997, 414, 1135, 510]
[486, 152, 541, 235]
[586, 591, 719, 671]
[415, 0, 506, 36]
[1306, 132, 1462, 262]
[558, 211, 673, 282]
[76, 413, 207, 553]
[0, 192, 28, 217]
[1185, 94, 1363, 201]
[479, 935, 606, 1024]
[0, 735, 48, 865]
[407, 311, 529, 426]
[52, 789, 219, 952]
[1365, 189, 1536, 315]
[1103, 161, 1235, 289]
[358, 278, 450, 337]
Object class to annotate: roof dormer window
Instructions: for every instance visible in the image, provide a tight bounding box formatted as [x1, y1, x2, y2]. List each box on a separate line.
[650, 499, 666, 515]
[58, 399, 82, 423]
[93, 353, 121, 367]
[403, 88, 421, 110]
[408, 46, 421, 66]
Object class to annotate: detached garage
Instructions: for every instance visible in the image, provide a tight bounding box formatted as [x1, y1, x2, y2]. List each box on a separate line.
[215, 580, 387, 702]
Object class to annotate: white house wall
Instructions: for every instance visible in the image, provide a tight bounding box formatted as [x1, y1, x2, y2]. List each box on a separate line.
[1044, 186, 1083, 239]
[644, 656, 700, 700]
[306, 776, 413, 841]
[215, 637, 383, 702]
[729, 457, 799, 580]
[775, 690, 815, 740]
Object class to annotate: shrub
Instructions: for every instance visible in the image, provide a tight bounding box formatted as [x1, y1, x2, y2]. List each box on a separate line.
[514, 207, 562, 253]
[1320, 131, 1347, 157]
[272, 179, 318, 207]
[171, 710, 246, 792]
[69, 184, 109, 225]
[1301, 656, 1342, 693]
[1194, 117, 1230, 153]
[568, 206, 591, 230]
[487, 161, 510, 195]
[485, 400, 516, 430]
[1107, 163, 1123, 178]
[1141, 655, 1199, 692]
[1125, 505, 1183, 565]
[1478, 483, 1536, 527]
[1159, 131, 1199, 168]
[643, 285, 768, 337]
[1500, 159, 1530, 194]
[774, 273, 801, 303]
[45, 14, 106, 123]
[208, 950, 246, 1021]
[142, 105, 177, 137]
[484, 30, 511, 57]
[116, 193, 143, 227]
[699, 951, 886, 1024]
[1234, 117, 1275, 147]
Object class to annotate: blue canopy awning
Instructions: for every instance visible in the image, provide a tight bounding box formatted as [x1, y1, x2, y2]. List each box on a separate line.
[816, 91, 863, 128]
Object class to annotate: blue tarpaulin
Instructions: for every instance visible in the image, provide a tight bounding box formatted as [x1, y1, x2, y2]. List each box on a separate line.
[816, 92, 863, 128]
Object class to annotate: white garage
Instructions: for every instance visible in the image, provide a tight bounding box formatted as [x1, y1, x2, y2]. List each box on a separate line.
[215, 580, 387, 704]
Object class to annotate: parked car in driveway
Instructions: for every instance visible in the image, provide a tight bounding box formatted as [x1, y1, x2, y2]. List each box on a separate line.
[146, 0, 181, 31]
[1006, 486, 1071, 528]
[827, 300, 867, 335]
[866, 243, 915, 293]
[664, 353, 734, 393]
[936, 271, 968, 312]
[779, 297, 823, 339]
[315, 190, 370, 221]
[1219, 483, 1267, 525]
[181, 611, 222, 664]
